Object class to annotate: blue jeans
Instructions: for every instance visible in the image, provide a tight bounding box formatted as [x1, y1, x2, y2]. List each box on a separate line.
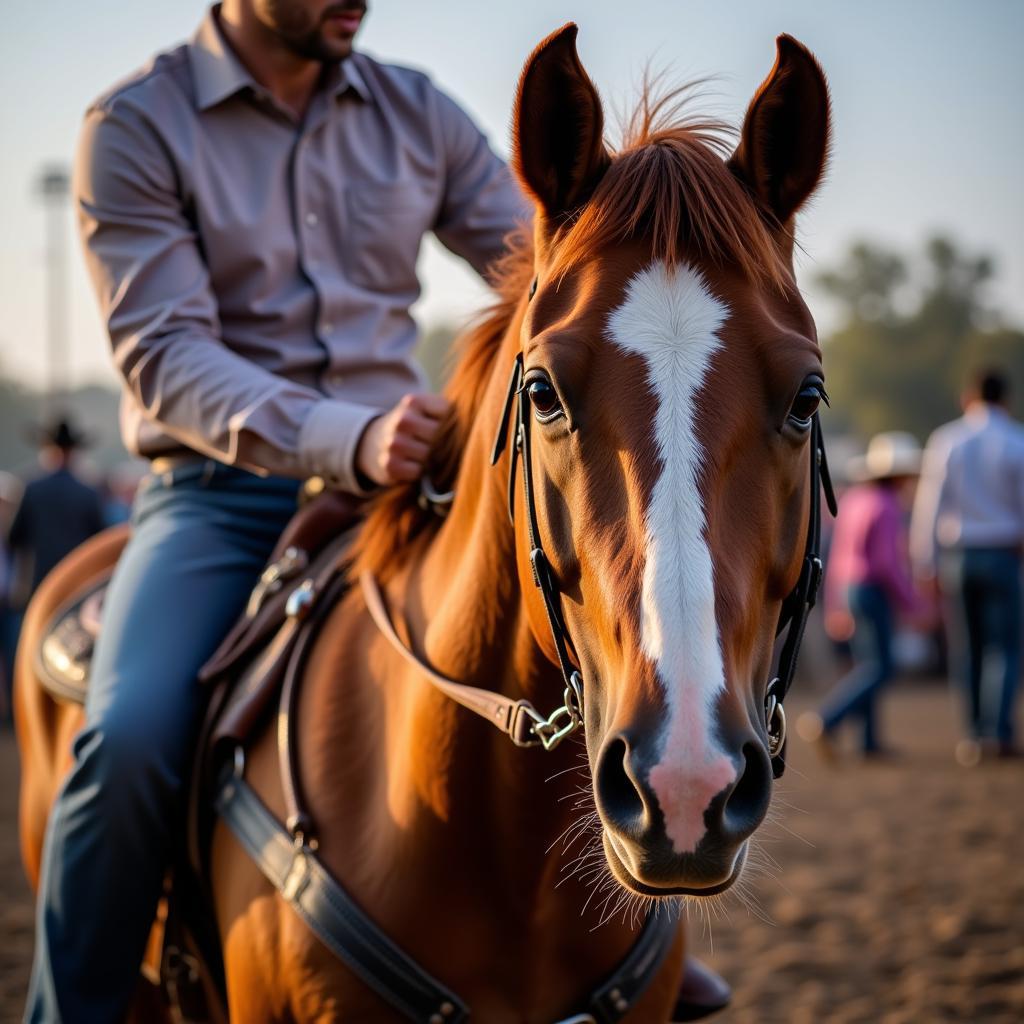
[820, 583, 894, 752]
[940, 547, 1022, 744]
[26, 462, 299, 1023]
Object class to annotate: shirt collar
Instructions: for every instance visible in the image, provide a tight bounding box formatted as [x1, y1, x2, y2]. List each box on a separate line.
[336, 56, 371, 103]
[189, 6, 258, 111]
[190, 5, 372, 112]
[965, 402, 1009, 427]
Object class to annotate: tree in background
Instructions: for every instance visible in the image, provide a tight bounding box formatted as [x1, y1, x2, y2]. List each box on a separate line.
[818, 236, 1024, 441]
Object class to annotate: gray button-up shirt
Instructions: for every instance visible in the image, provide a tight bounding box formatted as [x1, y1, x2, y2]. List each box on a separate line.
[911, 405, 1024, 568]
[74, 6, 528, 492]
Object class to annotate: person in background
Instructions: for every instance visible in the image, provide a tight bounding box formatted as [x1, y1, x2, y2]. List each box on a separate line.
[7, 419, 106, 607]
[5, 420, 105, 725]
[910, 369, 1024, 764]
[799, 432, 926, 759]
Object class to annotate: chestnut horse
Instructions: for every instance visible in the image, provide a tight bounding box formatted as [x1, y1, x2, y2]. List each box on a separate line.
[18, 24, 831, 1023]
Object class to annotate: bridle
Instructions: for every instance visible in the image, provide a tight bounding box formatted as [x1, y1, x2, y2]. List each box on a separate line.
[363, 280, 836, 774]
[764, 406, 836, 774]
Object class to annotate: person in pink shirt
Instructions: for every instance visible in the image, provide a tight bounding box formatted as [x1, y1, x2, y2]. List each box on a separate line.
[800, 432, 926, 757]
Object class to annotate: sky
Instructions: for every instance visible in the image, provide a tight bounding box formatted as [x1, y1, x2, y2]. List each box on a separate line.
[1, 0, 1022, 391]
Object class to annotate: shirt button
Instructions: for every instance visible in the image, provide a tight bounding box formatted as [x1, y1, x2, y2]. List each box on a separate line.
[306, 258, 319, 271]
[305, 211, 319, 227]
[321, 322, 333, 335]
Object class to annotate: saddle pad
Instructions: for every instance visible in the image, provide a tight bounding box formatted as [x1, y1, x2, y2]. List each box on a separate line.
[37, 578, 110, 705]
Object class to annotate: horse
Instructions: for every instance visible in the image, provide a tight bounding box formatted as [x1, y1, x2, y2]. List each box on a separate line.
[17, 23, 831, 1023]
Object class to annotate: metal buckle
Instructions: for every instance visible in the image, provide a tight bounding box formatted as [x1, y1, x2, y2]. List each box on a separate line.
[285, 579, 316, 619]
[246, 546, 308, 617]
[523, 671, 584, 751]
[282, 844, 313, 903]
[528, 704, 580, 751]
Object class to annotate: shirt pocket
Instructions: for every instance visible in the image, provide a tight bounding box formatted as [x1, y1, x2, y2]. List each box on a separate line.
[342, 181, 434, 295]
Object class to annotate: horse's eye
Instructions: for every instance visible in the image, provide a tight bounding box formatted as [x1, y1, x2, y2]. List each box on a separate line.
[788, 380, 827, 430]
[526, 378, 562, 420]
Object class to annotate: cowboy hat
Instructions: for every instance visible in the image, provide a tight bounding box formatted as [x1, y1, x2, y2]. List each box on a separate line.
[846, 431, 922, 482]
[27, 417, 92, 450]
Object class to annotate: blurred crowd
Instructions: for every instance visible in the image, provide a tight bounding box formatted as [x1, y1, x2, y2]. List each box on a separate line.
[0, 418, 141, 719]
[800, 367, 1024, 766]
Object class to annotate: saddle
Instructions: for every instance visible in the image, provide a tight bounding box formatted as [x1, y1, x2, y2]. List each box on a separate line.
[35, 487, 363, 1020]
[37, 487, 361, 724]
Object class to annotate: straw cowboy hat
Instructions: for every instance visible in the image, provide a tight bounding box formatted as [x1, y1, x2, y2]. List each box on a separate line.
[846, 431, 922, 482]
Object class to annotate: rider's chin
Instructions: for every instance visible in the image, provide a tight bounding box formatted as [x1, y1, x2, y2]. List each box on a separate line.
[602, 831, 747, 898]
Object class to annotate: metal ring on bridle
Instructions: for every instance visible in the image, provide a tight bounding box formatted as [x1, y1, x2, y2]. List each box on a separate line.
[766, 692, 786, 758]
[417, 475, 455, 516]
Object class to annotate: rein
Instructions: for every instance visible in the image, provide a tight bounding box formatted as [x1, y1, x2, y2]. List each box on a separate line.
[362, 281, 836, 772]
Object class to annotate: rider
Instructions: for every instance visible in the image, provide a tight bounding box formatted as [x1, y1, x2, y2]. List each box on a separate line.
[26, 2, 728, 1019]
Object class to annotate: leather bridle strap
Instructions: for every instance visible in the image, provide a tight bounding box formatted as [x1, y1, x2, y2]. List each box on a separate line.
[359, 350, 585, 753]
[764, 412, 836, 776]
[492, 352, 585, 743]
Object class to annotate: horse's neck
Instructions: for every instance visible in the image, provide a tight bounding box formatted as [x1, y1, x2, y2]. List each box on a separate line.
[328, 341, 652, 1010]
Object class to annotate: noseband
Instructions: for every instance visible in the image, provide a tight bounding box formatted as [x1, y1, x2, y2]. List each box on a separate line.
[364, 282, 836, 773]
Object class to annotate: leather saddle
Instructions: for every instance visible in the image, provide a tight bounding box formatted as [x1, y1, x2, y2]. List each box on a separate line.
[36, 487, 362, 732]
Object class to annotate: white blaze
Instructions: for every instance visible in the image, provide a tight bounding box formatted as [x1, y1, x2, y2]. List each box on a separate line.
[605, 262, 736, 854]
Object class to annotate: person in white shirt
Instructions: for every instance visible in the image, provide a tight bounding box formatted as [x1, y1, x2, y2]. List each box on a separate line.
[911, 369, 1024, 761]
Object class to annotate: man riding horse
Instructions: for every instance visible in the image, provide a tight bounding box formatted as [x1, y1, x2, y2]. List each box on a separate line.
[23, 1, 729, 1019]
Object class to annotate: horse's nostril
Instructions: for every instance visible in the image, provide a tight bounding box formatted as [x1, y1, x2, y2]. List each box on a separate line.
[596, 736, 645, 831]
[721, 740, 772, 840]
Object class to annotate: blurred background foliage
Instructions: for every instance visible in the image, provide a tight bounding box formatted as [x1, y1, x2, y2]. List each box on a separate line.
[817, 234, 1024, 441]
[2, 233, 1021, 475]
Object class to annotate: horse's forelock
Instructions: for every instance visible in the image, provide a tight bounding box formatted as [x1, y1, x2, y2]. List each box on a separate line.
[556, 85, 792, 291]
[353, 84, 791, 582]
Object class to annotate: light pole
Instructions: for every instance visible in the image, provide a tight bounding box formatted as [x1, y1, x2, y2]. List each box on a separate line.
[36, 164, 72, 411]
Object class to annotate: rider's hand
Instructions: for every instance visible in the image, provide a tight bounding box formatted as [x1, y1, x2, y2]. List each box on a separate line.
[355, 393, 451, 487]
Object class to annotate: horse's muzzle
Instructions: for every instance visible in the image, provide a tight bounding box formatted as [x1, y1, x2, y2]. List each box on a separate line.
[593, 731, 772, 895]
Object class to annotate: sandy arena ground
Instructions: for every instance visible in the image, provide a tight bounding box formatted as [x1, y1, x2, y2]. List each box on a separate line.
[1, 681, 1022, 1023]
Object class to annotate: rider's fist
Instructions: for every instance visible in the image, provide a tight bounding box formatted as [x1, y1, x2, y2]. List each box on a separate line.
[355, 392, 451, 487]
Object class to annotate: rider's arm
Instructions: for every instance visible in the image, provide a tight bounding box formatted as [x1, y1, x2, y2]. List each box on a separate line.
[430, 87, 531, 281]
[74, 101, 378, 494]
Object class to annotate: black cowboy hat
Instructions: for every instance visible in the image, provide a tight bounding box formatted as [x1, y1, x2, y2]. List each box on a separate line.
[27, 417, 92, 450]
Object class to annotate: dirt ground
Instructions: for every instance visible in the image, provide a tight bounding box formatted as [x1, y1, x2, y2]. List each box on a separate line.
[1, 681, 1022, 1023]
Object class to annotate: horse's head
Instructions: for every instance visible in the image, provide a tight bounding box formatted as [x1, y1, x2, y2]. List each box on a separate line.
[507, 25, 830, 896]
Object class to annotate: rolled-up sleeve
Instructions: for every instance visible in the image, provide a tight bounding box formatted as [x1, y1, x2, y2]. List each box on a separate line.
[74, 101, 377, 492]
[430, 88, 530, 280]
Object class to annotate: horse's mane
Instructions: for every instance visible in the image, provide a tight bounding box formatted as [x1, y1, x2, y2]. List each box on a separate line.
[352, 85, 789, 581]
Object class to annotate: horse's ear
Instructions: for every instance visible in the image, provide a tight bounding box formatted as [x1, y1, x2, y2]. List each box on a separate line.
[512, 23, 611, 221]
[729, 35, 830, 227]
